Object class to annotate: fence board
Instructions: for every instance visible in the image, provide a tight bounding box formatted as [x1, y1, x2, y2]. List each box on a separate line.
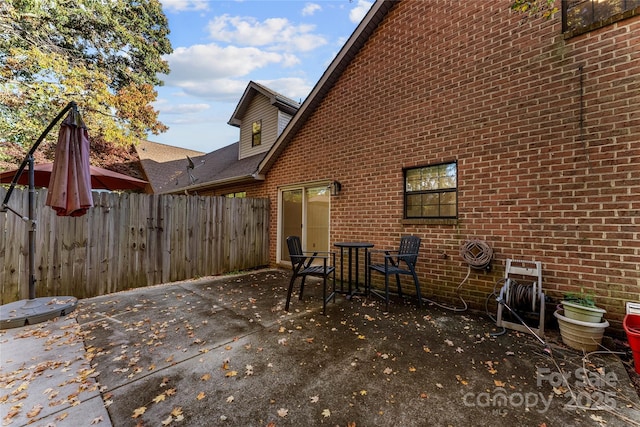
[0, 188, 269, 304]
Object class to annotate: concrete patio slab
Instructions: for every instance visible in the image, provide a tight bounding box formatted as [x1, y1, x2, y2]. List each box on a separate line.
[2, 269, 639, 426]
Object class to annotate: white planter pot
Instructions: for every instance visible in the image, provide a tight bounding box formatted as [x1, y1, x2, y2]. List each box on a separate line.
[561, 300, 606, 323]
[554, 309, 609, 352]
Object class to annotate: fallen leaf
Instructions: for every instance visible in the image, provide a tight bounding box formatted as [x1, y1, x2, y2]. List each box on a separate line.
[444, 339, 454, 346]
[165, 388, 177, 396]
[360, 390, 367, 396]
[171, 407, 183, 417]
[322, 408, 331, 417]
[408, 367, 417, 372]
[310, 395, 319, 403]
[225, 371, 238, 377]
[436, 383, 443, 389]
[455, 375, 468, 385]
[91, 416, 103, 424]
[277, 408, 289, 417]
[226, 395, 234, 403]
[26, 404, 43, 418]
[383, 367, 393, 375]
[55, 412, 69, 421]
[153, 393, 166, 403]
[201, 373, 211, 381]
[196, 392, 206, 400]
[423, 346, 431, 353]
[494, 379, 506, 387]
[161, 415, 173, 426]
[132, 406, 147, 418]
[245, 365, 254, 376]
[553, 386, 568, 395]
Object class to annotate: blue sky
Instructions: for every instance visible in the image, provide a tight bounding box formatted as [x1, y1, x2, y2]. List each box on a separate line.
[153, 0, 373, 153]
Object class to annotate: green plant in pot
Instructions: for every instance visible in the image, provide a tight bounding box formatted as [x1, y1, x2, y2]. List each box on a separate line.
[561, 290, 606, 323]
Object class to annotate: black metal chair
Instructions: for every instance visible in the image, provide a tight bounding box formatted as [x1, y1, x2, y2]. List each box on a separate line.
[285, 236, 336, 315]
[368, 235, 422, 311]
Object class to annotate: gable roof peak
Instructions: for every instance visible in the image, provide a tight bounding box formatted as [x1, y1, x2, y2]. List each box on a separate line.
[228, 80, 301, 127]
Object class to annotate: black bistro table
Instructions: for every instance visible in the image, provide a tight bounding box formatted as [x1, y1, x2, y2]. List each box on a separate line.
[333, 241, 374, 297]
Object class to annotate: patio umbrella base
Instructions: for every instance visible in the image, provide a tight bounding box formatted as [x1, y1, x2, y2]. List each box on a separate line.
[0, 297, 78, 330]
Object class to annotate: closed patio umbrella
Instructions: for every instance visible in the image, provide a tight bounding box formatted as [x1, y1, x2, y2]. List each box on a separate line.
[45, 107, 93, 217]
[1, 102, 117, 329]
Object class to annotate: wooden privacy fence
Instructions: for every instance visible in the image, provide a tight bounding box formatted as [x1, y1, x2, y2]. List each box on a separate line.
[0, 188, 269, 304]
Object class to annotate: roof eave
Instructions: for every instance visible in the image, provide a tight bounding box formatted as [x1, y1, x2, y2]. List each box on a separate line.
[161, 173, 264, 195]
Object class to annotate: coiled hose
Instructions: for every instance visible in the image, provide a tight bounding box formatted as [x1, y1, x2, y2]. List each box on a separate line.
[424, 239, 493, 312]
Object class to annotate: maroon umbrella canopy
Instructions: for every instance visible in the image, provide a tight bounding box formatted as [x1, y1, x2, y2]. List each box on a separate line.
[44, 109, 94, 216]
[0, 163, 148, 192]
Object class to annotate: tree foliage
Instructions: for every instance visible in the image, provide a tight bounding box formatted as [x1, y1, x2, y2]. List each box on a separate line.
[511, 0, 559, 19]
[0, 0, 172, 165]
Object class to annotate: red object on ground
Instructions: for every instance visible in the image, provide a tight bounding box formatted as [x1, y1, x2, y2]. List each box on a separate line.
[624, 314, 640, 374]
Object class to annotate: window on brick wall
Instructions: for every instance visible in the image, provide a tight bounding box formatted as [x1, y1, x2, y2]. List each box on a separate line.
[404, 162, 457, 219]
[224, 192, 246, 198]
[562, 0, 640, 36]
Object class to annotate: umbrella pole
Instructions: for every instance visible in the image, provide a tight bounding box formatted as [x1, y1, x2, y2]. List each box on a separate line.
[28, 154, 36, 300]
[0, 102, 79, 328]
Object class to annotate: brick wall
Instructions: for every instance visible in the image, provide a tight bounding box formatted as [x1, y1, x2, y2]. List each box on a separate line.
[256, 1, 640, 330]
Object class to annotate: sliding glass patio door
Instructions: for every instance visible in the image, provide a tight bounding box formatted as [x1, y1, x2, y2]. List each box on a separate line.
[279, 185, 330, 263]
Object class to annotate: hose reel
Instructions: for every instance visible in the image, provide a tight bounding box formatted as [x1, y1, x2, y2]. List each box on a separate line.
[495, 259, 545, 339]
[424, 239, 493, 312]
[459, 239, 493, 271]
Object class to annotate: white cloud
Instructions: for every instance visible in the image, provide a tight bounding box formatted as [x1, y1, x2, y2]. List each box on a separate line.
[302, 3, 322, 17]
[164, 43, 283, 81]
[161, 43, 291, 101]
[349, 0, 373, 24]
[153, 101, 210, 115]
[175, 78, 248, 101]
[206, 15, 327, 52]
[255, 77, 313, 101]
[161, 0, 208, 13]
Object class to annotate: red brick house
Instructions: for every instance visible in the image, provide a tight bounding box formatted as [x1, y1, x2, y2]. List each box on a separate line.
[178, 1, 638, 330]
[220, 0, 637, 330]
